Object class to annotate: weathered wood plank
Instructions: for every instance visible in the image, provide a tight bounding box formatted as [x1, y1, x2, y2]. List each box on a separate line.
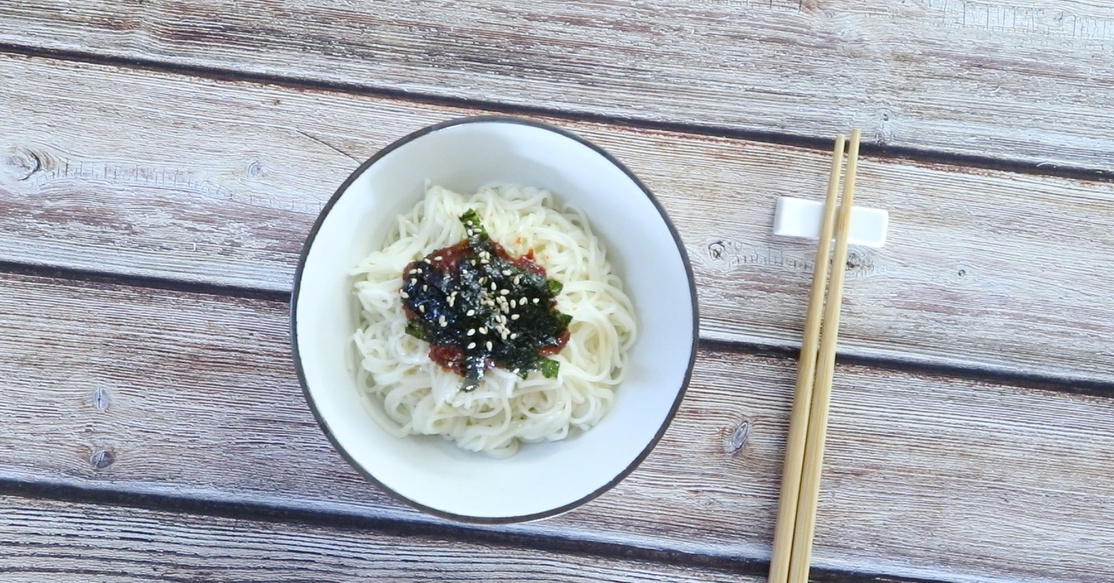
[3, 54, 1114, 384]
[0, 496, 751, 582]
[1, 273, 1112, 582]
[2, 0, 1112, 168]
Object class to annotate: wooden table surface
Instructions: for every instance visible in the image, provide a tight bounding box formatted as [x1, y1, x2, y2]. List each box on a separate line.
[2, 1, 1113, 581]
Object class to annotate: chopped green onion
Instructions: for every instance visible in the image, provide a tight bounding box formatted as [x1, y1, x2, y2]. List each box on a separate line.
[540, 358, 560, 379]
[405, 319, 428, 341]
[459, 209, 488, 239]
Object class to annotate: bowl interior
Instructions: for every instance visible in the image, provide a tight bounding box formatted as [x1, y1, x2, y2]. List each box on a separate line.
[294, 119, 696, 521]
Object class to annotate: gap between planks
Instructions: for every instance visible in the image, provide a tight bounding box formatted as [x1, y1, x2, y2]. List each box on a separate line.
[0, 479, 959, 583]
[0, 260, 288, 303]
[4, 259, 1113, 401]
[0, 42, 1111, 186]
[2, 0, 1113, 170]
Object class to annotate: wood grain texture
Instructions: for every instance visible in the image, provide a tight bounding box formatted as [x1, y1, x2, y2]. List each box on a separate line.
[1, 272, 1112, 583]
[4, 54, 1114, 385]
[0, 496, 750, 582]
[2, 0, 1113, 169]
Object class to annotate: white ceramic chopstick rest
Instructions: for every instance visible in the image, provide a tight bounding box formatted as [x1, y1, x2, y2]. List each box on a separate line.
[773, 197, 889, 248]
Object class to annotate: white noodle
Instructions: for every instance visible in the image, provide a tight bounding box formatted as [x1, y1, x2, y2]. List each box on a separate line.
[351, 184, 636, 456]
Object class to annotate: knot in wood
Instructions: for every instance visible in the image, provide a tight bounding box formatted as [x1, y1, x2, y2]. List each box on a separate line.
[846, 252, 863, 270]
[846, 251, 875, 273]
[876, 109, 896, 144]
[708, 241, 726, 261]
[725, 418, 751, 454]
[92, 387, 111, 411]
[90, 449, 115, 470]
[4, 147, 42, 182]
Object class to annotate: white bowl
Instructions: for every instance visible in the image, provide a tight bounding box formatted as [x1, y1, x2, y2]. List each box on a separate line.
[292, 117, 697, 523]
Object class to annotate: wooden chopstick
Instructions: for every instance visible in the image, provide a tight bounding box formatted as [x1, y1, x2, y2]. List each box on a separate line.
[767, 134, 846, 583]
[787, 128, 862, 583]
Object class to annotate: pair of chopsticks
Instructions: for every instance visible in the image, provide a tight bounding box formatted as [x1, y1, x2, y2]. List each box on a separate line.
[768, 130, 862, 583]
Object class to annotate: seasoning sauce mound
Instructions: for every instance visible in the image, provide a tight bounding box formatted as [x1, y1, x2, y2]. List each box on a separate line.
[399, 210, 571, 391]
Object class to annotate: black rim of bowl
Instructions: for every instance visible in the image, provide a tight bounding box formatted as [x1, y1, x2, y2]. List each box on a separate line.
[290, 115, 700, 524]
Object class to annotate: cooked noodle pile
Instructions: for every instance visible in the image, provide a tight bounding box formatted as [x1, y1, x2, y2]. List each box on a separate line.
[351, 184, 636, 455]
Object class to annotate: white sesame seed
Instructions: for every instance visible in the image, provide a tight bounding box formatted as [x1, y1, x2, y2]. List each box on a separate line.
[490, 282, 497, 290]
[468, 342, 476, 349]
[502, 270, 511, 276]
[467, 309, 475, 316]
[467, 329, 475, 336]
[520, 297, 528, 304]
[400, 291, 409, 298]
[434, 255, 443, 261]
[486, 341, 492, 350]
[532, 298, 540, 304]
[418, 305, 425, 313]
[509, 300, 516, 308]
[514, 276, 521, 285]
[499, 289, 510, 296]
[422, 285, 428, 291]
[511, 333, 518, 339]
[439, 316, 446, 325]
[511, 314, 520, 320]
